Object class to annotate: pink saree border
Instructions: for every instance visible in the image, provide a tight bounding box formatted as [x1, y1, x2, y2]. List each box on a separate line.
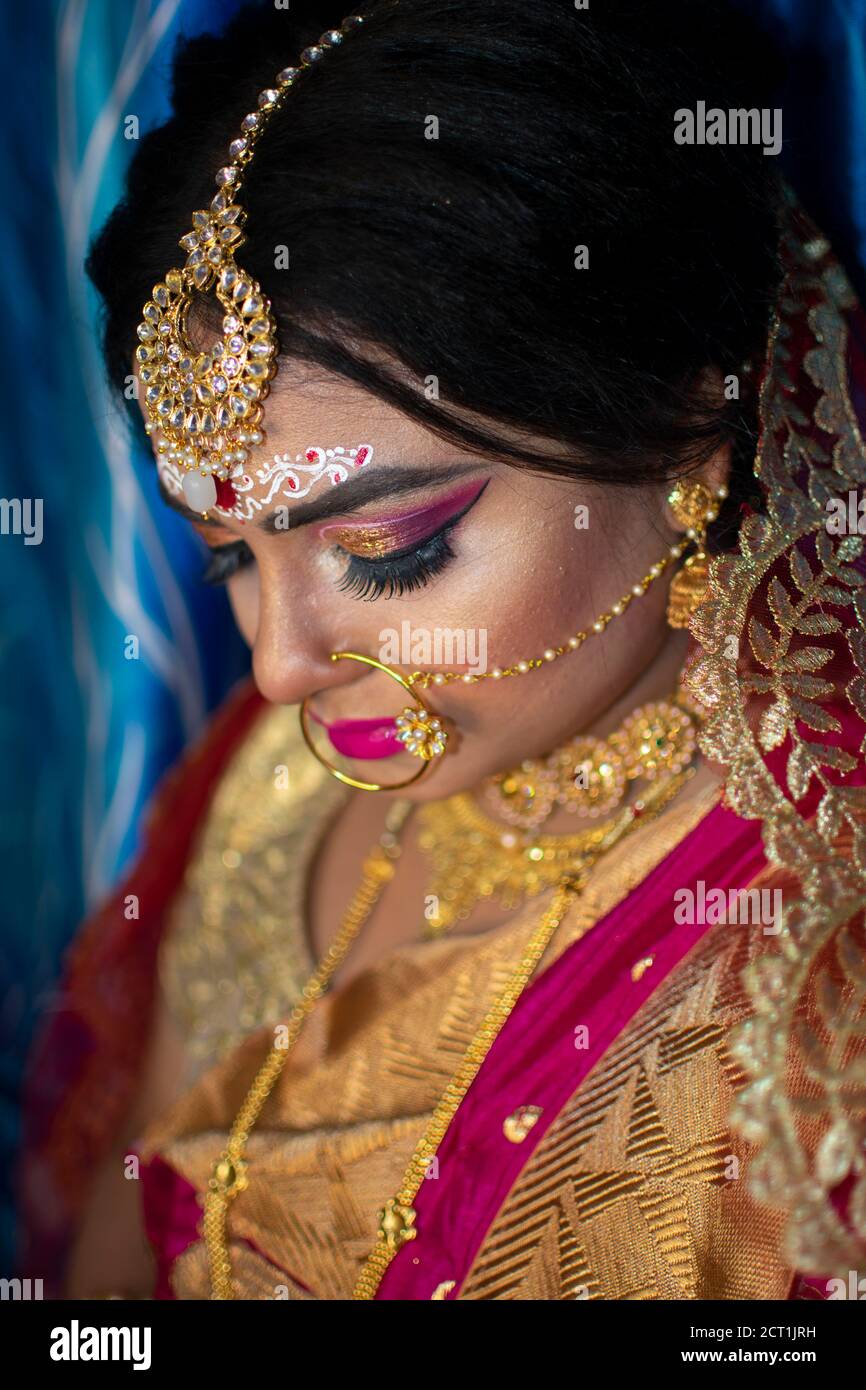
[376, 798, 767, 1300]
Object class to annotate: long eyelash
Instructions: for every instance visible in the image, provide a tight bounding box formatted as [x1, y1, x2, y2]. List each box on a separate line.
[338, 529, 457, 601]
[201, 539, 254, 586]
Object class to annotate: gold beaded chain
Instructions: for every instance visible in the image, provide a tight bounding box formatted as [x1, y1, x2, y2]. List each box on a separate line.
[407, 536, 689, 689]
[204, 765, 694, 1300]
[406, 481, 727, 690]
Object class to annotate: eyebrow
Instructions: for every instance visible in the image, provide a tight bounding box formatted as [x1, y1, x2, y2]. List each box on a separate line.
[156, 462, 480, 531]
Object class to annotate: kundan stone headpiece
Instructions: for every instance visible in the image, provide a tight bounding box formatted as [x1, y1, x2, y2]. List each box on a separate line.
[135, 13, 367, 517]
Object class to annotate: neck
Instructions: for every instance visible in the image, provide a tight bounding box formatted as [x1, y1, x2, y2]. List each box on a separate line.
[583, 627, 691, 743]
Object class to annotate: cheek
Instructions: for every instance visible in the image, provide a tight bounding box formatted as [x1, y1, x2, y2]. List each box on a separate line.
[226, 564, 259, 645]
[463, 518, 609, 656]
[417, 503, 669, 726]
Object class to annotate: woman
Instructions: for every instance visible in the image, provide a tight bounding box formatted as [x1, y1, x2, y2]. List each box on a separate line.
[22, 0, 866, 1300]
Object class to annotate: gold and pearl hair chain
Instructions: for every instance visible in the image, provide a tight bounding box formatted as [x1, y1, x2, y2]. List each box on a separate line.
[409, 537, 685, 690]
[136, 14, 367, 517]
[405, 478, 726, 690]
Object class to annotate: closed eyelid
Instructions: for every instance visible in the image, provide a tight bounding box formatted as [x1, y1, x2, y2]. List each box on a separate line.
[317, 478, 489, 555]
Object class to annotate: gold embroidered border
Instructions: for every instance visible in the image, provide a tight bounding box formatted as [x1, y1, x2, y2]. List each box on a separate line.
[685, 221, 866, 1272]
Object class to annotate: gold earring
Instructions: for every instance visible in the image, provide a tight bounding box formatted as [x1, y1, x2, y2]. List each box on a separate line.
[666, 479, 725, 628]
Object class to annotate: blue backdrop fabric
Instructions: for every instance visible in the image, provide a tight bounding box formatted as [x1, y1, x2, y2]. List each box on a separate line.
[0, 0, 248, 1270]
[0, 0, 864, 1272]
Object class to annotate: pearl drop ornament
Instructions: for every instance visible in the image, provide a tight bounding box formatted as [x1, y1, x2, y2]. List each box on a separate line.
[182, 470, 218, 513]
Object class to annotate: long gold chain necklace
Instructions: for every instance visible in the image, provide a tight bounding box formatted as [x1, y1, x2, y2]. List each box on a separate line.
[203, 762, 694, 1300]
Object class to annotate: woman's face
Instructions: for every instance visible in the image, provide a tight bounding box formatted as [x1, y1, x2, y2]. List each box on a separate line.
[146, 360, 721, 800]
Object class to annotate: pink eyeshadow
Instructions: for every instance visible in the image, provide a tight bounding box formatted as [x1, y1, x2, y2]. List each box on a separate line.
[317, 478, 488, 557]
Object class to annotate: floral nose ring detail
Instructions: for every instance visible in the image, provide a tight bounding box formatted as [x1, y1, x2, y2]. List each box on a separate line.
[300, 652, 449, 792]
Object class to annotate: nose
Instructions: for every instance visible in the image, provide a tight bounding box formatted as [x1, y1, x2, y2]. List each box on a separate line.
[250, 575, 360, 708]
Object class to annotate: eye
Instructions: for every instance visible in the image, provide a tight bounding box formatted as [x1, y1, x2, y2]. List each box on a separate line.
[201, 539, 254, 586]
[338, 526, 457, 601]
[335, 480, 487, 602]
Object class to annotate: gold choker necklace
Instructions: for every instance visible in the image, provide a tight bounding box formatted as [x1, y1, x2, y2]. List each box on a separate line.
[486, 695, 698, 831]
[415, 695, 700, 936]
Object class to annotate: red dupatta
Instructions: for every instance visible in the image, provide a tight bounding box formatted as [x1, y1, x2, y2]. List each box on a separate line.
[19, 679, 264, 1294]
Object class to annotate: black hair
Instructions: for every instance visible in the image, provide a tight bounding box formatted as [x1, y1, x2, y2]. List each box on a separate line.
[87, 0, 785, 545]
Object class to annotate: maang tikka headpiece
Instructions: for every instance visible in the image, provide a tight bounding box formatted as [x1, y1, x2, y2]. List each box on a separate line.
[136, 14, 367, 517]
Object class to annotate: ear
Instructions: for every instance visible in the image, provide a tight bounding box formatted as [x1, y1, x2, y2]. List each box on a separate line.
[664, 365, 733, 532]
[700, 436, 732, 502]
[664, 444, 731, 536]
[664, 364, 733, 530]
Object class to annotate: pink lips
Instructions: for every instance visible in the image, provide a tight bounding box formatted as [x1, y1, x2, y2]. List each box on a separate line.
[308, 710, 403, 760]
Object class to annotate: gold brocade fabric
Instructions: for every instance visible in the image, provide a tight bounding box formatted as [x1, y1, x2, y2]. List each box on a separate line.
[158, 706, 344, 1081]
[461, 862, 798, 1302]
[140, 704, 795, 1301]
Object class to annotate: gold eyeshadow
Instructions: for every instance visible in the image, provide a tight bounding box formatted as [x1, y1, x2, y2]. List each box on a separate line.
[319, 479, 489, 560]
[329, 522, 412, 558]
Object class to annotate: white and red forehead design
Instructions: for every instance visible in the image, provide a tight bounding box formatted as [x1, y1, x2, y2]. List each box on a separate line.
[157, 443, 373, 521]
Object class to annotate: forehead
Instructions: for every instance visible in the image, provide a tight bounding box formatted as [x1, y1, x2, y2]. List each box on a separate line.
[261, 362, 434, 451]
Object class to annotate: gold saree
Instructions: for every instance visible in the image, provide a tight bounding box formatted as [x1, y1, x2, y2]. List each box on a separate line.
[138, 708, 803, 1300]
